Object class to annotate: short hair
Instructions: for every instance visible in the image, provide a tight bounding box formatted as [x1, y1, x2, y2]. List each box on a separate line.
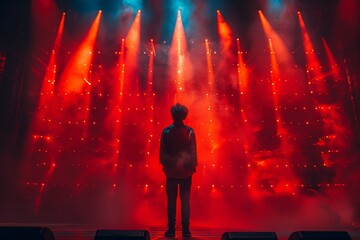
[171, 103, 188, 121]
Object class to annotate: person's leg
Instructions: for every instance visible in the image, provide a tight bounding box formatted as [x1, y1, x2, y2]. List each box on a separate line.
[179, 176, 192, 236]
[166, 178, 178, 236]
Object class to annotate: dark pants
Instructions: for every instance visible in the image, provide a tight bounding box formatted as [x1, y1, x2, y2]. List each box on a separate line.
[166, 176, 192, 231]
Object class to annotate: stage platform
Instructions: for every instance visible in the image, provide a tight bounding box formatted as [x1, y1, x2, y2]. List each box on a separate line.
[1, 224, 360, 240]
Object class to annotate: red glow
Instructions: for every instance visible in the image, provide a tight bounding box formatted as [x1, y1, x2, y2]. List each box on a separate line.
[258, 12, 288, 135]
[205, 39, 215, 88]
[258, 12, 291, 123]
[203, 39, 220, 162]
[322, 38, 340, 80]
[268, 39, 279, 80]
[25, 13, 66, 214]
[36, 13, 65, 119]
[35, 158, 56, 215]
[119, 38, 125, 97]
[41, 14, 65, 94]
[236, 38, 250, 154]
[147, 39, 155, 93]
[124, 10, 141, 91]
[298, 12, 317, 68]
[257, 12, 303, 195]
[115, 11, 142, 170]
[169, 11, 191, 99]
[298, 12, 324, 87]
[258, 11, 292, 64]
[236, 38, 248, 93]
[34, 183, 46, 215]
[109, 10, 141, 170]
[217, 11, 233, 54]
[267, 38, 281, 128]
[145, 39, 156, 163]
[267, 38, 287, 137]
[17, 5, 359, 230]
[58, 11, 102, 93]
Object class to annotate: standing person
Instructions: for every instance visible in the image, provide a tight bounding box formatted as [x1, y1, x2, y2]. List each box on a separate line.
[160, 103, 197, 238]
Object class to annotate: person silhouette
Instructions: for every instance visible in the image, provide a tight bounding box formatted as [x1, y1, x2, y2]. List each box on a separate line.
[160, 103, 197, 238]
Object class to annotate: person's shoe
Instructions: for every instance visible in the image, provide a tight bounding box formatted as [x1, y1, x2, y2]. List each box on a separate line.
[182, 230, 191, 238]
[164, 229, 175, 237]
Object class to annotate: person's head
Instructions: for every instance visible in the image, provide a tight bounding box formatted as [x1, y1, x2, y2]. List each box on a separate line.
[171, 103, 188, 122]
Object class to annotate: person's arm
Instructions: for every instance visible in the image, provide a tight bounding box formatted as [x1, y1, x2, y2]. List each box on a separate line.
[160, 130, 167, 166]
[189, 129, 197, 171]
[160, 130, 172, 167]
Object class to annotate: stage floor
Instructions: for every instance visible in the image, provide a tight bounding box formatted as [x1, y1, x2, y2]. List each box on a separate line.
[1, 224, 360, 240]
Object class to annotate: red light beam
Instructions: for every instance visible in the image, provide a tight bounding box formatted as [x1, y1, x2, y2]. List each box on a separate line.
[169, 11, 191, 101]
[58, 10, 102, 93]
[40, 12, 65, 96]
[322, 38, 340, 80]
[236, 38, 251, 154]
[297, 12, 324, 88]
[145, 39, 156, 163]
[124, 10, 141, 92]
[236, 38, 248, 94]
[205, 39, 215, 89]
[203, 39, 220, 163]
[217, 10, 233, 53]
[258, 10, 292, 64]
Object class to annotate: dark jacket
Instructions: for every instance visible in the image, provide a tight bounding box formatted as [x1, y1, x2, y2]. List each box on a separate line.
[160, 122, 197, 179]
